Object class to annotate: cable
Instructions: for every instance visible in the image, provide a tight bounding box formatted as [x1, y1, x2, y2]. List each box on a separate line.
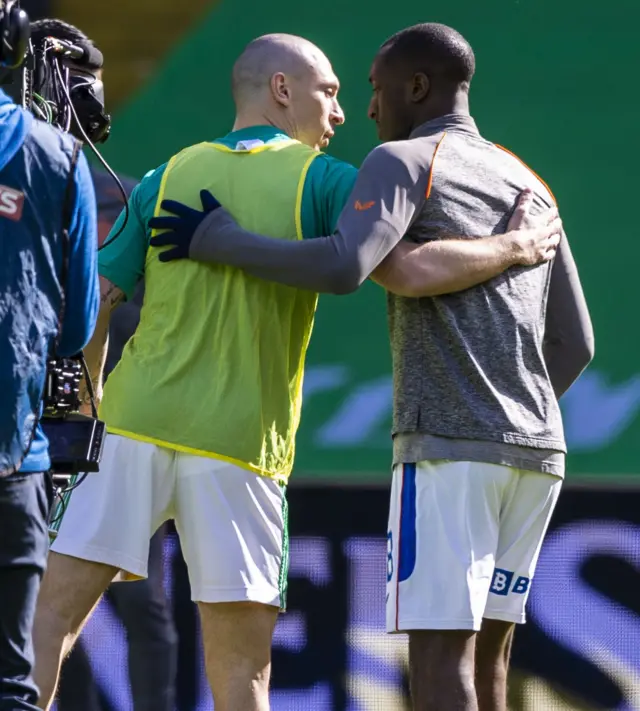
[31, 93, 48, 121]
[30, 101, 47, 121]
[78, 353, 98, 419]
[52, 54, 129, 251]
[33, 93, 54, 124]
[48, 476, 69, 533]
[49, 479, 68, 526]
[48, 469, 90, 534]
[62, 471, 89, 493]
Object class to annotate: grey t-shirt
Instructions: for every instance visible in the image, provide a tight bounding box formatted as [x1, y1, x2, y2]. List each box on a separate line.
[185, 114, 594, 478]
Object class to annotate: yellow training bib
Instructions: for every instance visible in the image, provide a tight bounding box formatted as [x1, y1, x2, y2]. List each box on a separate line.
[100, 139, 320, 481]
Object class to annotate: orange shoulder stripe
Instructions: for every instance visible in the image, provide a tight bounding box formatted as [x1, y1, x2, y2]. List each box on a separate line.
[494, 143, 556, 206]
[425, 132, 448, 199]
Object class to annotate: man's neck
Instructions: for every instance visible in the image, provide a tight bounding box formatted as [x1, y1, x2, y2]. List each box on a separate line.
[232, 112, 290, 137]
[408, 91, 470, 135]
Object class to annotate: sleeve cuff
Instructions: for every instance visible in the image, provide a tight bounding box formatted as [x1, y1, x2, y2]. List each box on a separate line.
[97, 262, 137, 302]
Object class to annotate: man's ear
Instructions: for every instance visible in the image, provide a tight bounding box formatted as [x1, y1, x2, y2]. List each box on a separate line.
[271, 72, 291, 107]
[410, 72, 429, 103]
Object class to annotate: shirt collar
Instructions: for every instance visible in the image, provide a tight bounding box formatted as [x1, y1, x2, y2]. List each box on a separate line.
[223, 125, 291, 145]
[409, 113, 479, 139]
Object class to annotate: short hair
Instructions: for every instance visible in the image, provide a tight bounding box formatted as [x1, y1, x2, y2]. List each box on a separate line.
[380, 23, 475, 87]
[29, 19, 92, 51]
[232, 34, 321, 107]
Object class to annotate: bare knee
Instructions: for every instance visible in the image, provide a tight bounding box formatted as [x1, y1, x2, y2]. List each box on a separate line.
[476, 619, 514, 674]
[410, 629, 476, 676]
[35, 552, 117, 641]
[198, 602, 278, 711]
[409, 630, 477, 711]
[475, 619, 515, 711]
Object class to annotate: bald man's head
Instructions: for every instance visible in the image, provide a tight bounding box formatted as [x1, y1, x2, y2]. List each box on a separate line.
[232, 34, 321, 105]
[231, 34, 345, 150]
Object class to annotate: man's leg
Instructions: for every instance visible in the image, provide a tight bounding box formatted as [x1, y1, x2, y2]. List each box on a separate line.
[387, 461, 512, 711]
[474, 620, 514, 711]
[408, 630, 477, 711]
[34, 435, 175, 709]
[174, 455, 287, 711]
[109, 525, 178, 711]
[33, 552, 118, 709]
[0, 472, 52, 711]
[198, 602, 278, 711]
[480, 470, 562, 711]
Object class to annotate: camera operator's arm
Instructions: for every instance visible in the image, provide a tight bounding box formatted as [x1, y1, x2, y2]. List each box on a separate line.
[57, 151, 99, 356]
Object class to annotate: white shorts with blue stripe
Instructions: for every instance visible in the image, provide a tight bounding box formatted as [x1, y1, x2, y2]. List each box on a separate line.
[386, 460, 562, 633]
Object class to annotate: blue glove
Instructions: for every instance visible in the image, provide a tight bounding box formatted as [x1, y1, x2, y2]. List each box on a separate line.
[148, 189, 221, 262]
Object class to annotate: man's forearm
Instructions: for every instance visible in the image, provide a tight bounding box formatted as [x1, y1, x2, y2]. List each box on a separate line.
[79, 308, 110, 409]
[79, 278, 124, 410]
[190, 208, 399, 295]
[373, 235, 520, 297]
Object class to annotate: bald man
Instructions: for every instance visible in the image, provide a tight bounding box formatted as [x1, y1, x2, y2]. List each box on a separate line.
[31, 34, 349, 711]
[32, 33, 560, 711]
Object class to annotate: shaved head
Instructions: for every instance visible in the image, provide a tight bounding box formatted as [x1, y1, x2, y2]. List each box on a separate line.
[231, 33, 344, 151]
[232, 34, 328, 107]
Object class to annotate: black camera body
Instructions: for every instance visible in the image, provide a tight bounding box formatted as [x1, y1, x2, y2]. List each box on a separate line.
[41, 356, 106, 474]
[43, 356, 83, 413]
[0, 4, 111, 144]
[42, 415, 105, 474]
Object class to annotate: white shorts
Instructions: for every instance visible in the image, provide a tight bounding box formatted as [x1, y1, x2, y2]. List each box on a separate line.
[386, 460, 561, 633]
[51, 434, 289, 607]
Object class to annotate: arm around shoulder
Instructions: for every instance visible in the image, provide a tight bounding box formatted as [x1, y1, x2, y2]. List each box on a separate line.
[184, 144, 424, 294]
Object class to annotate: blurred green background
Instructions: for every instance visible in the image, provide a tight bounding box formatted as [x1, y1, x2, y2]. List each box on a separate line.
[53, 0, 640, 482]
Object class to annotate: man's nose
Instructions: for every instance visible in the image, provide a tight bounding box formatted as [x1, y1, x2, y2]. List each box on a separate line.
[368, 97, 377, 121]
[332, 101, 345, 126]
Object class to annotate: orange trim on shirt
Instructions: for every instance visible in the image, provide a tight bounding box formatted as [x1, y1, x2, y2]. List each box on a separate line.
[494, 144, 557, 205]
[425, 132, 448, 199]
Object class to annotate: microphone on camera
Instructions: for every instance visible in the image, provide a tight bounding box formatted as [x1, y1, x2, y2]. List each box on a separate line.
[45, 37, 104, 70]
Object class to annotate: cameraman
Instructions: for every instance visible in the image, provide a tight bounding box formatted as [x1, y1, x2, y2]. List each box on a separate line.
[0, 2, 99, 709]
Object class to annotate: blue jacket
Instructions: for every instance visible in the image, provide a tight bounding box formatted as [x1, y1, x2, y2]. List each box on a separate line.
[0, 89, 99, 475]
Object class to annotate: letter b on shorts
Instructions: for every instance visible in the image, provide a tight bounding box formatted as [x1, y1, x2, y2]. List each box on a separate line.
[512, 575, 530, 594]
[490, 568, 531, 596]
[489, 568, 514, 596]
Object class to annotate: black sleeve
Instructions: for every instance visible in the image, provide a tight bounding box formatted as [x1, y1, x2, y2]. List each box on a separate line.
[543, 232, 594, 398]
